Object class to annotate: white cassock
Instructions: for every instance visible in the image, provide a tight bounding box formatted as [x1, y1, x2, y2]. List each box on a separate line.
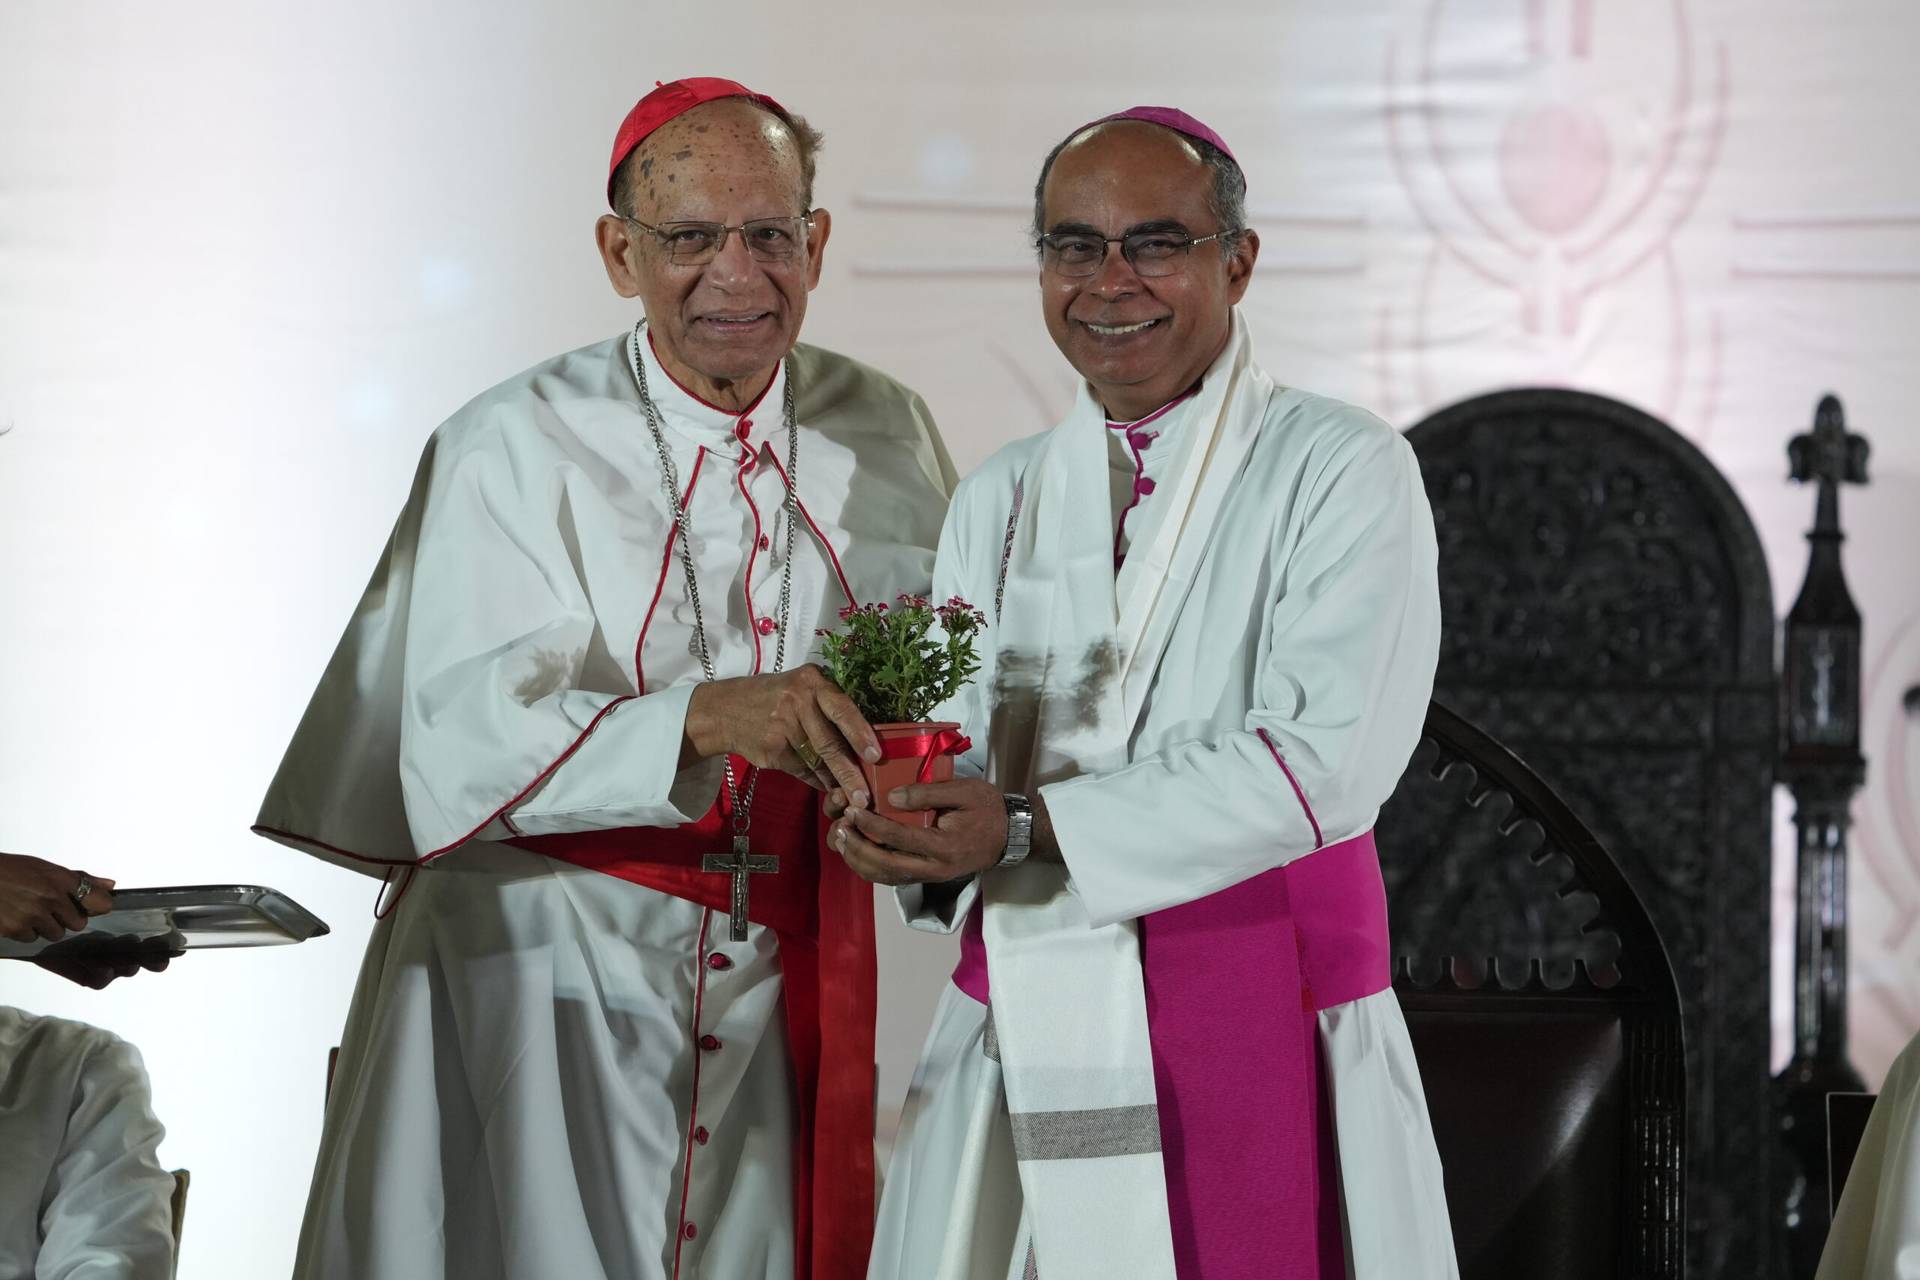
[255, 324, 955, 1280]
[872, 316, 1457, 1280]
[0, 1006, 176, 1280]
[1819, 1028, 1920, 1279]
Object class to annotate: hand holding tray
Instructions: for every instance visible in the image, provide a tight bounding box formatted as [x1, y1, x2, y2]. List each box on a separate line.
[0, 885, 330, 959]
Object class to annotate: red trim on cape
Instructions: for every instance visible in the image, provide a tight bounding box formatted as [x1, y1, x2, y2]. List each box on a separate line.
[259, 691, 643, 871]
[416, 692, 638, 860]
[251, 824, 402, 869]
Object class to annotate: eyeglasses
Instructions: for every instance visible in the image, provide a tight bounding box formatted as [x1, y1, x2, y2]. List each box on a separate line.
[1036, 228, 1235, 278]
[625, 215, 814, 266]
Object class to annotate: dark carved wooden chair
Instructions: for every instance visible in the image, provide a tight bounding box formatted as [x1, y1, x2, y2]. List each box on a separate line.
[1404, 388, 1777, 1279]
[1381, 701, 1685, 1280]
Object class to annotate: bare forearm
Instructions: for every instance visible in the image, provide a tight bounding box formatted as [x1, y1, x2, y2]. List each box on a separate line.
[680, 680, 725, 766]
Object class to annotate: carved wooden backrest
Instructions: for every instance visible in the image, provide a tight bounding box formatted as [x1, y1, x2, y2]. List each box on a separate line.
[1399, 388, 1776, 1280]
[1382, 701, 1685, 1278]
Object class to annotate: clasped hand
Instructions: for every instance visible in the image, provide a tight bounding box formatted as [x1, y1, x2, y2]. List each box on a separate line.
[827, 779, 1010, 886]
[682, 670, 1017, 883]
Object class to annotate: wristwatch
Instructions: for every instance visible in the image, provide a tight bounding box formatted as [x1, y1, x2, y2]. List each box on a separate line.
[998, 793, 1034, 869]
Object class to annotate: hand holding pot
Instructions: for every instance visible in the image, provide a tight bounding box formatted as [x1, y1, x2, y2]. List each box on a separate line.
[684, 665, 879, 806]
[830, 779, 1011, 887]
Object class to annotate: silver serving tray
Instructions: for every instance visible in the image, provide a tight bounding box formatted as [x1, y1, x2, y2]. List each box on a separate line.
[0, 885, 330, 959]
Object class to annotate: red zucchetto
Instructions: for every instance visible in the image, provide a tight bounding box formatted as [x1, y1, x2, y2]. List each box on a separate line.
[606, 77, 786, 206]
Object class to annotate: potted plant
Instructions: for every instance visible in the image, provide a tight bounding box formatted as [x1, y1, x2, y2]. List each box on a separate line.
[817, 594, 985, 826]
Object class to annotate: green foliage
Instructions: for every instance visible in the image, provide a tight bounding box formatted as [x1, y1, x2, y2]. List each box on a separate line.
[816, 595, 987, 724]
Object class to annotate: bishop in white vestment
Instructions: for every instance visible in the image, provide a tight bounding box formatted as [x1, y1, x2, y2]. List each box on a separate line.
[836, 109, 1457, 1279]
[255, 79, 955, 1280]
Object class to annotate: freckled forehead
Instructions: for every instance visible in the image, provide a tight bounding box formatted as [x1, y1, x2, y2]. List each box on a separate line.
[1043, 122, 1214, 227]
[627, 97, 806, 219]
[646, 98, 798, 171]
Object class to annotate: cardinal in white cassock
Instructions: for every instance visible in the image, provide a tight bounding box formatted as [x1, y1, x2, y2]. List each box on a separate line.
[255, 77, 955, 1280]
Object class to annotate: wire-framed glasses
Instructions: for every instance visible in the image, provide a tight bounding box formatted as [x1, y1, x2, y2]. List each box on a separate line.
[625, 215, 814, 265]
[1037, 227, 1234, 278]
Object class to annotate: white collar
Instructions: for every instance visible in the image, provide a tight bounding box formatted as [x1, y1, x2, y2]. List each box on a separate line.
[632, 321, 787, 453]
[1104, 387, 1198, 434]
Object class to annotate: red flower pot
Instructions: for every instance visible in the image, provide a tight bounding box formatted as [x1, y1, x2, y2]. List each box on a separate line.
[863, 722, 966, 828]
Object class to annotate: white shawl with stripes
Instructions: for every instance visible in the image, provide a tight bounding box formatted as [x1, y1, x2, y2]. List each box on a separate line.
[981, 317, 1275, 1279]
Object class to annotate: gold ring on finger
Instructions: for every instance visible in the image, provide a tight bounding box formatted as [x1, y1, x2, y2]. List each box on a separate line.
[797, 742, 822, 771]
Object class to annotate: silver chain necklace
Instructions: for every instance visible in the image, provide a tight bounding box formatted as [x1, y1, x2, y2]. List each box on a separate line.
[628, 322, 802, 939]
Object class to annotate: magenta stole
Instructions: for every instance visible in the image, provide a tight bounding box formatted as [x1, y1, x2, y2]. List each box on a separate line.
[953, 831, 1392, 1279]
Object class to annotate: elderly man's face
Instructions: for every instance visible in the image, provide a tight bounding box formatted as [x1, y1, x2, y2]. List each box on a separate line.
[1038, 123, 1256, 421]
[597, 99, 830, 408]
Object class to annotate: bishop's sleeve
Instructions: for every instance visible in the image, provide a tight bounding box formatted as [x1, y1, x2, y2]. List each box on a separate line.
[892, 465, 1005, 934]
[398, 430, 721, 857]
[35, 1036, 175, 1280]
[1041, 426, 1439, 929]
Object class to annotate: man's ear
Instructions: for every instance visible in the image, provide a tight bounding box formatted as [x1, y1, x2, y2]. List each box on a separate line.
[596, 214, 644, 299]
[802, 208, 833, 291]
[1224, 228, 1259, 306]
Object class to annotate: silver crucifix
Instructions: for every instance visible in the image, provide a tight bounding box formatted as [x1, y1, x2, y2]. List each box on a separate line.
[703, 837, 779, 941]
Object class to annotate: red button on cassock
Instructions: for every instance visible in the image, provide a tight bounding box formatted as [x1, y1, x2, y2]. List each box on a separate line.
[1135, 476, 1157, 495]
[683, 1222, 699, 1241]
[757, 534, 771, 551]
[700, 1034, 722, 1052]
[707, 953, 732, 971]
[736, 419, 753, 439]
[757, 617, 777, 635]
[693, 1125, 710, 1145]
[1129, 431, 1153, 450]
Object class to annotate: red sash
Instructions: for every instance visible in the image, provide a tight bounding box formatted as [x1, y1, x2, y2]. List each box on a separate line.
[511, 761, 874, 1280]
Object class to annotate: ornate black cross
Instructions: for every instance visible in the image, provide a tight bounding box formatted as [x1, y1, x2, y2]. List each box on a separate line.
[1775, 393, 1870, 1278]
[703, 837, 778, 942]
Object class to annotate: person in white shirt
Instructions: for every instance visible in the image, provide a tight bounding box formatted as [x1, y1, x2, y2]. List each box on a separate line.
[0, 1007, 175, 1280]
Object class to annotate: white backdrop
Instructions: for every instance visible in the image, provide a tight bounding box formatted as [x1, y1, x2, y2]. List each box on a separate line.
[4, 2, 1919, 1276]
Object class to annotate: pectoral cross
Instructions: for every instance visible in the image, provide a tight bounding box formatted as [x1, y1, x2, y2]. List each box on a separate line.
[703, 837, 779, 941]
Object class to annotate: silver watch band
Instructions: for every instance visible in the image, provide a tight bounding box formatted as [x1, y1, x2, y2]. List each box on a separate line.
[998, 792, 1034, 869]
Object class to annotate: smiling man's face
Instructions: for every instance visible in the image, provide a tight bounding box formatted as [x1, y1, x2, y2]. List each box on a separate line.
[597, 97, 830, 408]
[1037, 121, 1255, 421]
